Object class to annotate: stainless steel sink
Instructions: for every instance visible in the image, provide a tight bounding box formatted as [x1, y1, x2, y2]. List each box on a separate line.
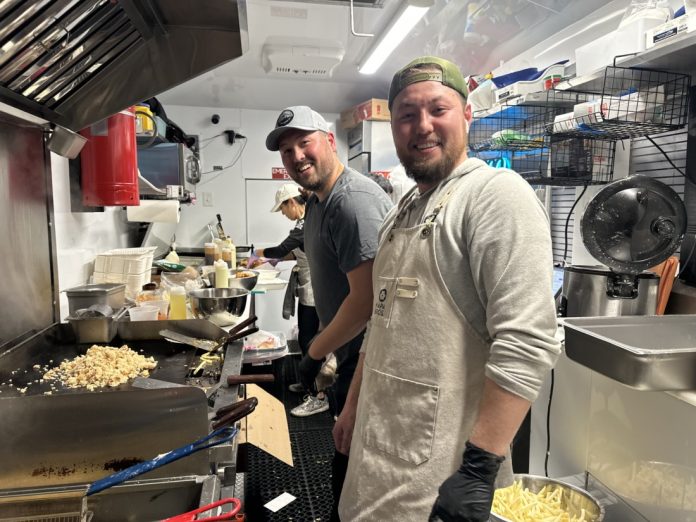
[563, 315, 696, 391]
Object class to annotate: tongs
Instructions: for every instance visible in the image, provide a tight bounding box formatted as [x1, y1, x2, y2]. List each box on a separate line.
[161, 316, 258, 353]
[163, 497, 242, 522]
[85, 426, 238, 497]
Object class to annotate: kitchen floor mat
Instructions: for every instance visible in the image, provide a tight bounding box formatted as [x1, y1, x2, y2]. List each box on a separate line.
[244, 353, 337, 521]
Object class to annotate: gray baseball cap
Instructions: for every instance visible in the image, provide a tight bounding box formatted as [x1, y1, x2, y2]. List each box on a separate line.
[266, 106, 330, 151]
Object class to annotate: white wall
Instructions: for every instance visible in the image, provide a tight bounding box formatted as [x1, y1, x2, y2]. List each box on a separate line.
[51, 154, 133, 320]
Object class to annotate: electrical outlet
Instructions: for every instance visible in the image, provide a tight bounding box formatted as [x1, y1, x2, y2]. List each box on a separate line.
[202, 192, 213, 207]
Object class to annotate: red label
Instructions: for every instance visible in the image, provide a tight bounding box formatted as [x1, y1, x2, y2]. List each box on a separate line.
[272, 167, 291, 180]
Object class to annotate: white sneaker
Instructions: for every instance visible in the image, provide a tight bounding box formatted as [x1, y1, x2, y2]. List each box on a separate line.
[288, 382, 304, 393]
[290, 395, 329, 417]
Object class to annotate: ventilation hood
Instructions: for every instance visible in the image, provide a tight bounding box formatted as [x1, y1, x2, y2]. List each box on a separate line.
[0, 0, 247, 131]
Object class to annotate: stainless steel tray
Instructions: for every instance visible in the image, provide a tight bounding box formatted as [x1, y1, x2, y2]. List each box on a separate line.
[563, 315, 696, 391]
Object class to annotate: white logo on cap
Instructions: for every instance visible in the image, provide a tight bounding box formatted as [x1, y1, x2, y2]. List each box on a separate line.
[277, 110, 294, 127]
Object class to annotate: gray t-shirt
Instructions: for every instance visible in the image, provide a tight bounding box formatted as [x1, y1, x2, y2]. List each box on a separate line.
[304, 167, 393, 360]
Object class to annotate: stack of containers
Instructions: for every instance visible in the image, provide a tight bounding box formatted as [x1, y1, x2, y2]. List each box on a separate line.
[92, 247, 157, 299]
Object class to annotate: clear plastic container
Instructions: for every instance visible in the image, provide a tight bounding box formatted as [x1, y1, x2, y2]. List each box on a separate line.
[204, 242, 217, 266]
[128, 305, 159, 322]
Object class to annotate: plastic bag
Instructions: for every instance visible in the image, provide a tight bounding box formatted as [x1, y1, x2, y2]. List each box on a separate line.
[620, 0, 672, 28]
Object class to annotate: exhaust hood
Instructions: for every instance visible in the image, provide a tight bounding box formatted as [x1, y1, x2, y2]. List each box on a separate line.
[0, 0, 248, 131]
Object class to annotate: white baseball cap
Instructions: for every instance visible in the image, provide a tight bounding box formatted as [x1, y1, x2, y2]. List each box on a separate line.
[266, 106, 330, 151]
[271, 183, 302, 212]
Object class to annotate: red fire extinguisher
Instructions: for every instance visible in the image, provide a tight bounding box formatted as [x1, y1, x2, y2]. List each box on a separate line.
[80, 107, 139, 206]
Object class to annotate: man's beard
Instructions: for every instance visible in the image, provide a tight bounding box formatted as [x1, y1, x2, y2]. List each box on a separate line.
[401, 151, 456, 185]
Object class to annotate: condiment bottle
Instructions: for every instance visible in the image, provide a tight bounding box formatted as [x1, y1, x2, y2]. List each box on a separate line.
[224, 237, 237, 269]
[222, 247, 233, 268]
[169, 286, 187, 320]
[214, 259, 229, 288]
[213, 238, 223, 262]
[204, 242, 216, 266]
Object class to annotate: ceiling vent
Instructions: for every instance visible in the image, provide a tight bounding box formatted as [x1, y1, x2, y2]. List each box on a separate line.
[262, 37, 345, 79]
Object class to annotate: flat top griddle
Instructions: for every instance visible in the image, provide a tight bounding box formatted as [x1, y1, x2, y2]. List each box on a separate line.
[0, 321, 240, 399]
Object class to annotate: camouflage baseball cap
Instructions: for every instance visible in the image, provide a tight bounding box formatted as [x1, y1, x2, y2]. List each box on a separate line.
[388, 56, 468, 110]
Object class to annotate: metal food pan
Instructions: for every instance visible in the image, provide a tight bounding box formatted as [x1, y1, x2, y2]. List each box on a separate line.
[563, 315, 696, 391]
[0, 474, 220, 522]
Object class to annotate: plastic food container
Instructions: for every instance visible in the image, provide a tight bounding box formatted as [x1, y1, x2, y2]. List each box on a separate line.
[139, 299, 169, 320]
[128, 305, 159, 322]
[65, 283, 126, 316]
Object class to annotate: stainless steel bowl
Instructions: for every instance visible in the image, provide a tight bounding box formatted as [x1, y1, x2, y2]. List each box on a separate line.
[188, 288, 249, 321]
[229, 269, 259, 291]
[490, 474, 604, 522]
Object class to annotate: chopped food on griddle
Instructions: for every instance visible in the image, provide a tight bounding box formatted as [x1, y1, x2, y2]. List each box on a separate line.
[43, 345, 157, 391]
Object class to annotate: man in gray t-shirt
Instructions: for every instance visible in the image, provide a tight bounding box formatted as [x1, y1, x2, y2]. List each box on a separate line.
[303, 168, 392, 367]
[266, 105, 392, 521]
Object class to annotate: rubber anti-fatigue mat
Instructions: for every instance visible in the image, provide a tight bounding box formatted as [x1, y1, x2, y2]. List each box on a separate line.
[244, 429, 336, 521]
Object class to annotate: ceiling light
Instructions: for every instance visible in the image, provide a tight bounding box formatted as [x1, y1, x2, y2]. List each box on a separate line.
[358, 0, 432, 75]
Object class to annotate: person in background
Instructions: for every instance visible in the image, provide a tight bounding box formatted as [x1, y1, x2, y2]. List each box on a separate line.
[266, 105, 393, 521]
[363, 172, 393, 197]
[256, 183, 324, 412]
[335, 56, 561, 521]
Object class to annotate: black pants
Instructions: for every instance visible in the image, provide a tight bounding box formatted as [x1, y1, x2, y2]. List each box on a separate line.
[297, 303, 320, 356]
[326, 335, 362, 522]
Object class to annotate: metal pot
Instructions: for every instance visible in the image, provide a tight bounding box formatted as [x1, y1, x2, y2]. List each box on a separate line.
[561, 265, 658, 317]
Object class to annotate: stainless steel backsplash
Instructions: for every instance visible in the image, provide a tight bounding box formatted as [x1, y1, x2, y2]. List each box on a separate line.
[0, 114, 55, 348]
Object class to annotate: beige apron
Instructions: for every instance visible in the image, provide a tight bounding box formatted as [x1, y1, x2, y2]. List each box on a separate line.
[339, 173, 512, 520]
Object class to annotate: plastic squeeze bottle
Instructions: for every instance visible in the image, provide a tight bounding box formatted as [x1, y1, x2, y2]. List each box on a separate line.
[169, 286, 187, 320]
[224, 237, 236, 269]
[214, 259, 229, 288]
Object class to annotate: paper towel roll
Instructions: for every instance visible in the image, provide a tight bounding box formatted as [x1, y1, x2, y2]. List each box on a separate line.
[126, 199, 180, 223]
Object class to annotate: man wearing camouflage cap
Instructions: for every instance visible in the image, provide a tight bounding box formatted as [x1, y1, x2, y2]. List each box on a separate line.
[334, 56, 561, 520]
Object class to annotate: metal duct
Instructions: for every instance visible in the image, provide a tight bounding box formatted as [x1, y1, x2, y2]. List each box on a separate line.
[0, 0, 247, 131]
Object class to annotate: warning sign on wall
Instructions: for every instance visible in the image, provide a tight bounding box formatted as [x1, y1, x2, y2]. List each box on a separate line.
[271, 168, 291, 180]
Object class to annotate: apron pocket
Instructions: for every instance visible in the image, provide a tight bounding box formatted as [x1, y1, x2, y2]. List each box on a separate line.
[361, 366, 439, 465]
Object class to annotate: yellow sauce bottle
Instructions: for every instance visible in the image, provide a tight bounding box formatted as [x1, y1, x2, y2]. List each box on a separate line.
[169, 286, 187, 320]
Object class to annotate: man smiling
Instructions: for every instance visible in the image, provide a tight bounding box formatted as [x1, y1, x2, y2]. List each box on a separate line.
[266, 106, 392, 520]
[335, 57, 561, 521]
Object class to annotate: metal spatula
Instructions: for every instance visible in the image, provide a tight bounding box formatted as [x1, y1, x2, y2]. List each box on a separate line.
[159, 329, 223, 352]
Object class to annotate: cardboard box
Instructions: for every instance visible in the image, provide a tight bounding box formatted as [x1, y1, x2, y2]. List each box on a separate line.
[236, 383, 293, 470]
[340, 98, 390, 129]
[646, 13, 695, 49]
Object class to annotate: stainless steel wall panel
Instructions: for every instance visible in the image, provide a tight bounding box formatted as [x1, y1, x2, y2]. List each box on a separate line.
[0, 388, 210, 490]
[0, 115, 53, 347]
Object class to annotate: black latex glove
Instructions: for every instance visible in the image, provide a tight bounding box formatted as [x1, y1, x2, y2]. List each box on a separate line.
[298, 353, 324, 393]
[428, 441, 505, 522]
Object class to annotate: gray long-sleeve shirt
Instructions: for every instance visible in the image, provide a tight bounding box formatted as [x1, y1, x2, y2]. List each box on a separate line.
[370, 157, 560, 402]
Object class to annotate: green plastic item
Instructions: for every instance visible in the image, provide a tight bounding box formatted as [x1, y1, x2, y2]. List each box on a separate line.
[154, 260, 186, 272]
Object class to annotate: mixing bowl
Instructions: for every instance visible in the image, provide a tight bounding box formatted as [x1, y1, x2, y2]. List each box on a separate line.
[188, 288, 249, 321]
[490, 474, 604, 522]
